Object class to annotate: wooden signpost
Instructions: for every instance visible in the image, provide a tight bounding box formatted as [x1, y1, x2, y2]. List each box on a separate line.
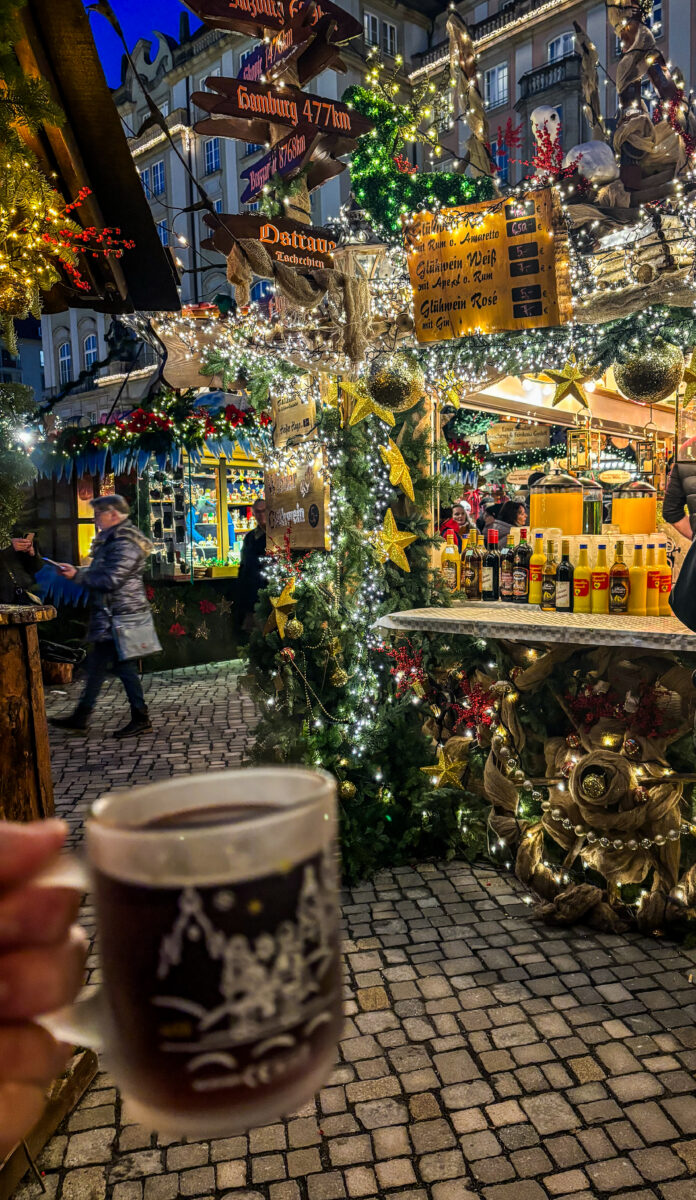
[405, 189, 572, 344]
[239, 126, 344, 204]
[266, 449, 330, 550]
[193, 76, 373, 142]
[184, 0, 315, 38]
[201, 212, 336, 269]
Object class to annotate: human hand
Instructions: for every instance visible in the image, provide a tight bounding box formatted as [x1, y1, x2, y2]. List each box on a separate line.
[57, 563, 77, 579]
[11, 537, 34, 555]
[0, 821, 86, 1157]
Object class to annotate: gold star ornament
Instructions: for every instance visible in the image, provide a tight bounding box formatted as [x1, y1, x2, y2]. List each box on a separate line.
[542, 358, 591, 409]
[370, 508, 418, 572]
[343, 379, 396, 428]
[420, 745, 466, 790]
[263, 578, 297, 639]
[379, 438, 415, 502]
[683, 349, 696, 408]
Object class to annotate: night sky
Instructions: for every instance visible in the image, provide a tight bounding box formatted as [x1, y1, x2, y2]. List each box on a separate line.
[85, 0, 200, 87]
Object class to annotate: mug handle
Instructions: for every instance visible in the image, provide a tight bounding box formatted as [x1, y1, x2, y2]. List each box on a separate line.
[32, 854, 105, 1051]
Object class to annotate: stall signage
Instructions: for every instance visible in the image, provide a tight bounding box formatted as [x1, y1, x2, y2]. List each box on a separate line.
[265, 449, 330, 550]
[405, 188, 572, 344]
[194, 76, 373, 140]
[599, 469, 632, 485]
[201, 212, 336, 270]
[272, 380, 317, 447]
[183, 0, 313, 38]
[240, 126, 317, 205]
[487, 421, 551, 455]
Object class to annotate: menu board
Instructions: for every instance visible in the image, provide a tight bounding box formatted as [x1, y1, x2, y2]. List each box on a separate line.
[487, 422, 550, 454]
[272, 380, 317, 447]
[265, 449, 330, 550]
[405, 189, 572, 344]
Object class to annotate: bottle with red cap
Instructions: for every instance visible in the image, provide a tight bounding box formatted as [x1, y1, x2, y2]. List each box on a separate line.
[482, 529, 500, 601]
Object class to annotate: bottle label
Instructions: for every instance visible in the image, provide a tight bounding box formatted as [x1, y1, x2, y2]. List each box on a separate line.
[647, 570, 660, 591]
[556, 581, 570, 609]
[660, 576, 671, 594]
[591, 572, 608, 591]
[500, 566, 514, 596]
[541, 579, 557, 607]
[513, 568, 529, 599]
[464, 566, 477, 589]
[529, 564, 543, 583]
[574, 578, 590, 598]
[482, 567, 494, 592]
[443, 563, 458, 591]
[610, 580, 629, 610]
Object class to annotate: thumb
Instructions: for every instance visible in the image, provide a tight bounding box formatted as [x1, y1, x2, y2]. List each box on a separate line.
[0, 822, 67, 888]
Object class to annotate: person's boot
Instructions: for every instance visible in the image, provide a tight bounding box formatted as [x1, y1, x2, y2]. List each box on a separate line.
[114, 706, 152, 739]
[49, 705, 91, 731]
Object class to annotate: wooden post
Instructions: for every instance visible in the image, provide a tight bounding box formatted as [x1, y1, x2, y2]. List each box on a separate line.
[0, 604, 56, 822]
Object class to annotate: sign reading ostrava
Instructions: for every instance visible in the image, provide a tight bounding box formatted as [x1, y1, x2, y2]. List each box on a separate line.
[201, 213, 337, 271]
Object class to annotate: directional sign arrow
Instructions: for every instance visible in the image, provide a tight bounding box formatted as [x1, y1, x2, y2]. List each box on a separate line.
[239, 126, 347, 204]
[183, 0, 314, 38]
[192, 76, 373, 142]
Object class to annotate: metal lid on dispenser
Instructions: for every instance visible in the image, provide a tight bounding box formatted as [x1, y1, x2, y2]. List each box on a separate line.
[530, 469, 583, 495]
[614, 480, 657, 498]
[578, 476, 602, 499]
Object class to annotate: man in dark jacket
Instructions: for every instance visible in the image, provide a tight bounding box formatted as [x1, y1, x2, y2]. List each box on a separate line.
[50, 495, 155, 738]
[237, 497, 267, 633]
[663, 452, 696, 539]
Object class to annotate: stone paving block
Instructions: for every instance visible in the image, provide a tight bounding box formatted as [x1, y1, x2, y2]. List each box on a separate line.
[143, 1177, 179, 1200]
[585, 1158, 643, 1192]
[608, 1074, 665, 1102]
[624, 1101, 679, 1143]
[209, 1137, 247, 1161]
[510, 1147, 553, 1177]
[410, 1118, 456, 1153]
[434, 1049, 480, 1083]
[118, 1127, 151, 1153]
[419, 1149, 467, 1181]
[216, 1160, 248, 1188]
[250, 1124, 288, 1151]
[543, 1170, 589, 1195]
[486, 1099, 525, 1126]
[270, 1183, 301, 1200]
[287, 1148, 322, 1177]
[375, 1159, 417, 1188]
[372, 1125, 411, 1158]
[354, 1097, 408, 1128]
[328, 1135, 373, 1166]
[307, 1172, 346, 1200]
[431, 1183, 479, 1200]
[482, 1183, 546, 1200]
[111, 1185, 142, 1200]
[521, 1093, 580, 1134]
[357, 987, 389, 1010]
[62, 1167, 107, 1200]
[409, 1091, 441, 1119]
[471, 1157, 516, 1184]
[251, 1155, 287, 1183]
[65, 1128, 115, 1167]
[165, 1144, 208, 1170]
[628, 1146, 686, 1181]
[108, 1152, 163, 1182]
[178, 1166, 215, 1196]
[460, 1130, 502, 1160]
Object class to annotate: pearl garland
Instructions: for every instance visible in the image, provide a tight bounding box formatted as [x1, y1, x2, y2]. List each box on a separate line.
[543, 804, 681, 852]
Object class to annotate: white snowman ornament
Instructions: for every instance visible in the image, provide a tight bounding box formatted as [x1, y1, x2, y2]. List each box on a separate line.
[530, 104, 619, 186]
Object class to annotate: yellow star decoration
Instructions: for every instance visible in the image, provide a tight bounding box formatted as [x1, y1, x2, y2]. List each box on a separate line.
[371, 508, 418, 572]
[420, 745, 466, 790]
[541, 359, 590, 409]
[682, 349, 696, 408]
[263, 578, 297, 639]
[379, 438, 415, 502]
[324, 379, 395, 428]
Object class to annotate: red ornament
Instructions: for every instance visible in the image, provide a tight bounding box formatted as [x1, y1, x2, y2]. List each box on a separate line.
[280, 647, 295, 661]
[199, 599, 217, 614]
[146, 585, 155, 602]
[169, 622, 186, 638]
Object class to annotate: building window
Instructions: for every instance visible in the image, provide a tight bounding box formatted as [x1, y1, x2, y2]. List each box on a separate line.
[159, 99, 169, 118]
[213, 197, 223, 214]
[547, 32, 574, 61]
[250, 279, 272, 304]
[382, 21, 397, 56]
[616, 2, 661, 54]
[152, 160, 165, 196]
[246, 201, 259, 212]
[140, 166, 151, 198]
[245, 142, 263, 155]
[240, 48, 255, 68]
[484, 62, 509, 109]
[83, 333, 98, 370]
[58, 341, 72, 386]
[363, 11, 379, 45]
[491, 140, 509, 183]
[205, 137, 221, 174]
[157, 220, 169, 246]
[200, 67, 221, 91]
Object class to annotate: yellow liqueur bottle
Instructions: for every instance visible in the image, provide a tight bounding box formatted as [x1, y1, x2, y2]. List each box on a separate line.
[441, 532, 460, 593]
[628, 543, 647, 617]
[591, 543, 609, 614]
[573, 543, 591, 614]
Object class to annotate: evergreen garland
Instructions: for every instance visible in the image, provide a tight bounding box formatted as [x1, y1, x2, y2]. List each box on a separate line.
[0, 382, 37, 542]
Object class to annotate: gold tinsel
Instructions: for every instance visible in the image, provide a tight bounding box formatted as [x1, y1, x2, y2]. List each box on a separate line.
[613, 339, 684, 405]
[368, 352, 425, 414]
[330, 667, 348, 687]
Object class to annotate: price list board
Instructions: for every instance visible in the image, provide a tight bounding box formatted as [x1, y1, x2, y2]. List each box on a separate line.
[405, 188, 572, 344]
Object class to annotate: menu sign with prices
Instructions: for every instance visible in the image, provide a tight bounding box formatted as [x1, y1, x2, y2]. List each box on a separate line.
[405, 188, 572, 344]
[272, 379, 317, 448]
[266, 449, 330, 550]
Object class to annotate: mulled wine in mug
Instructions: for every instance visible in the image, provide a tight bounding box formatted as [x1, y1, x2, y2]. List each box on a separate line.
[40, 768, 342, 1136]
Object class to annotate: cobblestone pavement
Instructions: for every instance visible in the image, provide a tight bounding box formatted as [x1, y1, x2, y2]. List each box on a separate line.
[16, 663, 696, 1200]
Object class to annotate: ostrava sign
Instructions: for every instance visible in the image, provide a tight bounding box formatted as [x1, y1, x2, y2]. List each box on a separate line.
[193, 77, 373, 142]
[201, 213, 337, 271]
[184, 0, 314, 38]
[239, 125, 345, 205]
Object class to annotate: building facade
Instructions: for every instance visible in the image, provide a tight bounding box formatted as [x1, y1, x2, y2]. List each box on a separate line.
[411, 0, 690, 186]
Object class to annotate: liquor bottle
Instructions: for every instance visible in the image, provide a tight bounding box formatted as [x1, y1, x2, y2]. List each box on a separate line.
[512, 528, 532, 604]
[657, 543, 672, 616]
[628, 543, 647, 616]
[482, 529, 500, 601]
[609, 540, 630, 615]
[646, 543, 660, 617]
[528, 532, 546, 606]
[462, 533, 481, 602]
[499, 535, 515, 602]
[591, 543, 609, 614]
[441, 532, 460, 593]
[573, 543, 591, 613]
[541, 539, 558, 611]
[556, 539, 574, 613]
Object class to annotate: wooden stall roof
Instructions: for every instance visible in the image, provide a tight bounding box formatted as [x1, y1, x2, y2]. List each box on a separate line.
[13, 0, 181, 314]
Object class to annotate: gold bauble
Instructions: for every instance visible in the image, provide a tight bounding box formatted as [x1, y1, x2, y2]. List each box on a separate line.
[339, 780, 357, 800]
[582, 771, 607, 799]
[330, 667, 348, 687]
[613, 339, 684, 405]
[285, 617, 304, 639]
[368, 352, 425, 413]
[0, 276, 29, 316]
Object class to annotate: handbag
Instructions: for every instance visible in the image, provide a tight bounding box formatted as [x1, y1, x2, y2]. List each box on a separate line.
[669, 539, 696, 630]
[111, 610, 162, 661]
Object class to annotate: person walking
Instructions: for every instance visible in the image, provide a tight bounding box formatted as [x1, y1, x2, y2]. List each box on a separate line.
[50, 495, 156, 738]
[237, 497, 267, 633]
